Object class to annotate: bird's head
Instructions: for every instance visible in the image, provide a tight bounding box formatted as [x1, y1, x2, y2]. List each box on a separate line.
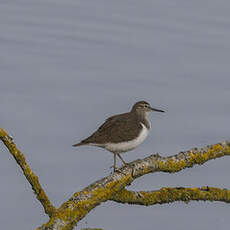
[131, 101, 165, 116]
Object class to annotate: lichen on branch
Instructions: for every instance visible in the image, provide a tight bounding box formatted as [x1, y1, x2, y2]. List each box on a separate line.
[1, 128, 230, 230]
[38, 139, 230, 230]
[112, 187, 230, 205]
[130, 140, 230, 179]
[0, 128, 56, 217]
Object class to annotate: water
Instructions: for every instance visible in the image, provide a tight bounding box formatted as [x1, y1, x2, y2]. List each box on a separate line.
[0, 0, 230, 229]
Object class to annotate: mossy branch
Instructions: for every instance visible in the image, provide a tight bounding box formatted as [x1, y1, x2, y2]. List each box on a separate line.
[0, 128, 56, 217]
[1, 128, 230, 230]
[112, 187, 230, 205]
[38, 139, 230, 230]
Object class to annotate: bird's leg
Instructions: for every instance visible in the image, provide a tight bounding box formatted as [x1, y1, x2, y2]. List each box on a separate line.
[117, 153, 127, 166]
[113, 152, 117, 172]
[113, 153, 127, 173]
[113, 153, 123, 173]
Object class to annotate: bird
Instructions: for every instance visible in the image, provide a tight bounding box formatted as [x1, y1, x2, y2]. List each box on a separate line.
[72, 101, 165, 171]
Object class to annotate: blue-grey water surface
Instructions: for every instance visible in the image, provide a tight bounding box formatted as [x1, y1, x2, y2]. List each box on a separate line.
[1, 1, 230, 229]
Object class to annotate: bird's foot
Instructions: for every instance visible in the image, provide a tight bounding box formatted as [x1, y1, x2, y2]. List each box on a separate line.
[110, 166, 123, 174]
[114, 168, 122, 173]
[122, 162, 129, 167]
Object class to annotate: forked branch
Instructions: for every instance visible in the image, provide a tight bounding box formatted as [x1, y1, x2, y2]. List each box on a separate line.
[1, 128, 230, 230]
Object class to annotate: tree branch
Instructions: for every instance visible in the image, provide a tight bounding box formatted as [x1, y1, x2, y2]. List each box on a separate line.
[38, 140, 230, 230]
[0, 128, 56, 217]
[130, 140, 230, 179]
[112, 187, 230, 205]
[1, 128, 230, 230]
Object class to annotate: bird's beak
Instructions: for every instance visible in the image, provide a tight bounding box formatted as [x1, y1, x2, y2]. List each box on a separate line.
[150, 107, 165, 113]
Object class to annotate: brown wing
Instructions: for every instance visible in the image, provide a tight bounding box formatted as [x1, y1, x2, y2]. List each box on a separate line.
[78, 112, 142, 145]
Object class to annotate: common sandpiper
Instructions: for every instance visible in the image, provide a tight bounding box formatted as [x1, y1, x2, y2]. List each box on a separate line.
[73, 101, 165, 171]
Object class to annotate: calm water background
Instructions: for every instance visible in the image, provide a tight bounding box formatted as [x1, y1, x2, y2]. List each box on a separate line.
[1, 0, 230, 229]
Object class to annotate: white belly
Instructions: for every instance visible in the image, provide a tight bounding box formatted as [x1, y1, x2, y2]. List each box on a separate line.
[104, 123, 149, 153]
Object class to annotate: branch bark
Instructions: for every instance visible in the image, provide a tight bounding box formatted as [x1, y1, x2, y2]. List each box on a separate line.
[0, 128, 56, 217]
[1, 128, 230, 230]
[112, 187, 230, 205]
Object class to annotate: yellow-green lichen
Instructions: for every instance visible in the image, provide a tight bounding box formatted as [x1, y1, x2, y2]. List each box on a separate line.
[188, 143, 230, 166]
[156, 158, 187, 173]
[5, 127, 229, 230]
[113, 186, 230, 207]
[0, 128, 7, 137]
[48, 174, 134, 229]
[1, 129, 56, 217]
[154, 143, 230, 174]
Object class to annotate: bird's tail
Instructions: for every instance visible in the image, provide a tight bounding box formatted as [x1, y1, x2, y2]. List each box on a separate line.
[72, 141, 86, 147]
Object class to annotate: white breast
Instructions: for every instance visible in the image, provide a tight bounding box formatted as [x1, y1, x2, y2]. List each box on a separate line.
[104, 122, 149, 153]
